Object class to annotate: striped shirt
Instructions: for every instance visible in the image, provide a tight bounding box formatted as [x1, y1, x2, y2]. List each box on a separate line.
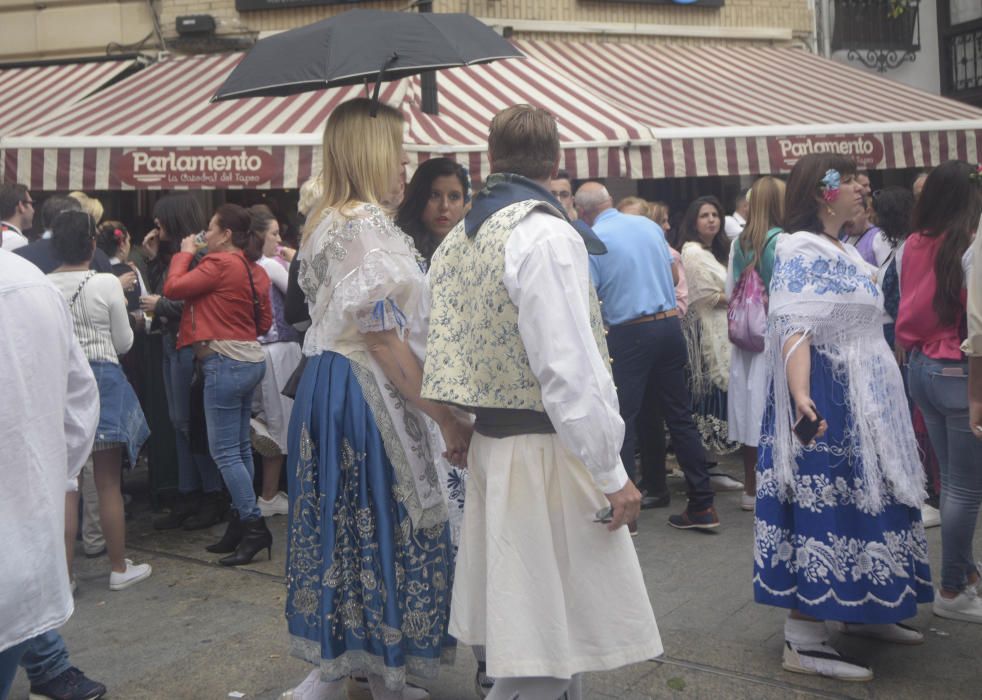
[48, 270, 133, 364]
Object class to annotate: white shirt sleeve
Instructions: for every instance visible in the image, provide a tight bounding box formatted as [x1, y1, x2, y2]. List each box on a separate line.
[260, 256, 289, 295]
[64, 335, 99, 485]
[504, 213, 629, 494]
[101, 276, 134, 355]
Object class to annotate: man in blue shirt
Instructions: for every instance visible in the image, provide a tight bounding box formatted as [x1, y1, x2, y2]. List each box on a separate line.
[577, 182, 718, 532]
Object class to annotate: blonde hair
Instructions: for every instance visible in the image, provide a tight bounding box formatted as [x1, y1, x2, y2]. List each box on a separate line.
[297, 173, 323, 217]
[68, 191, 104, 224]
[304, 98, 404, 242]
[649, 201, 670, 227]
[739, 176, 786, 266]
[616, 196, 650, 218]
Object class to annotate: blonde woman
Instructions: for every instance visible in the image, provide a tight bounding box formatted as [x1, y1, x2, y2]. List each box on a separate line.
[282, 98, 470, 700]
[615, 196, 651, 218]
[726, 177, 785, 510]
[679, 196, 741, 464]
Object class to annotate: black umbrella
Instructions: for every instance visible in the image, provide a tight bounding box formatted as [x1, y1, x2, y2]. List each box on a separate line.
[212, 9, 523, 104]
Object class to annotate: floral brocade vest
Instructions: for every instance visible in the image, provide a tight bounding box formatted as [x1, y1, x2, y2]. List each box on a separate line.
[422, 199, 610, 411]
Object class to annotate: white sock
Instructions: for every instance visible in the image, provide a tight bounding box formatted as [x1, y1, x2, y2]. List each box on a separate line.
[784, 617, 830, 652]
[367, 674, 428, 700]
[486, 676, 572, 700]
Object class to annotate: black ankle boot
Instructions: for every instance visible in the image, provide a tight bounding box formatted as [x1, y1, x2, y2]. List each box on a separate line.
[205, 511, 242, 553]
[183, 491, 226, 531]
[219, 517, 272, 567]
[152, 491, 201, 530]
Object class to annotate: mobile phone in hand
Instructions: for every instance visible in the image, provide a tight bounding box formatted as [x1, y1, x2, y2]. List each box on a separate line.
[594, 506, 613, 523]
[793, 409, 823, 444]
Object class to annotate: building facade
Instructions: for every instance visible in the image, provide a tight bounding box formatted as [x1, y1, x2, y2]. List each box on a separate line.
[0, 0, 813, 64]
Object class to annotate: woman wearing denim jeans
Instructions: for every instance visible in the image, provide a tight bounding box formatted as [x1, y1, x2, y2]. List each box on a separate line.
[897, 160, 982, 624]
[164, 204, 273, 566]
[142, 193, 225, 531]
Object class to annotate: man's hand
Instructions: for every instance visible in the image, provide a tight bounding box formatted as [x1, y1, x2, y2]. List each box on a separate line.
[117, 271, 137, 293]
[604, 480, 641, 532]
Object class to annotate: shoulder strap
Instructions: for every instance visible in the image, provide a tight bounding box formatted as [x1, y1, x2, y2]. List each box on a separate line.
[68, 271, 96, 309]
[238, 254, 262, 334]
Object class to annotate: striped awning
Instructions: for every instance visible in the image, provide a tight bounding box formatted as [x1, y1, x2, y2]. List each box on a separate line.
[0, 59, 135, 140]
[0, 51, 650, 190]
[518, 40, 982, 178]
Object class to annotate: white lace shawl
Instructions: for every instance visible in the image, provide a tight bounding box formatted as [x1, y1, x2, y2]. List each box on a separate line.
[680, 242, 730, 395]
[298, 203, 448, 529]
[766, 232, 926, 512]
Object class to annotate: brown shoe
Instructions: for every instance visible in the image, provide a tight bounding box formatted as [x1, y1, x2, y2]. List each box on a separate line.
[668, 505, 720, 531]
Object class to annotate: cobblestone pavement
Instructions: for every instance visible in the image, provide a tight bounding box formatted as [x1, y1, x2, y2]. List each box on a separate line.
[10, 453, 981, 699]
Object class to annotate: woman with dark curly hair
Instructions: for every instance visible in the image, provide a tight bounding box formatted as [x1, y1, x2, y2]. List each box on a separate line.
[678, 195, 740, 468]
[395, 157, 469, 264]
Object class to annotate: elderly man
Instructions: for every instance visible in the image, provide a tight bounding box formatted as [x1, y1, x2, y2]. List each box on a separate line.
[423, 106, 661, 699]
[576, 182, 719, 532]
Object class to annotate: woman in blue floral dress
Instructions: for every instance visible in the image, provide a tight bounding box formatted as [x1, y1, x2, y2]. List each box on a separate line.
[280, 99, 472, 700]
[754, 154, 932, 683]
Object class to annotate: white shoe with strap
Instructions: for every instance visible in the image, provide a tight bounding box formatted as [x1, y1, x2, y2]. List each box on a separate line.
[830, 621, 924, 645]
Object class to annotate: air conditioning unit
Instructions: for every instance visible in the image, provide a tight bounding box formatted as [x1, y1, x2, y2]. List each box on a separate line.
[176, 15, 217, 37]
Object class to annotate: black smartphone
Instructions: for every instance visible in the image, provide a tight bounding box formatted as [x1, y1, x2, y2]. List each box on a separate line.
[793, 410, 823, 444]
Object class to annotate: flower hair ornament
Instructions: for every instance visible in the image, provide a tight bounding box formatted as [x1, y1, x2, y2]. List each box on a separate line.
[819, 169, 841, 203]
[113, 228, 125, 241]
[970, 164, 982, 184]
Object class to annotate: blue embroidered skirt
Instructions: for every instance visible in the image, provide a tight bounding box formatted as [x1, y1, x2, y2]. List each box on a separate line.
[753, 349, 933, 623]
[90, 360, 150, 466]
[285, 351, 453, 690]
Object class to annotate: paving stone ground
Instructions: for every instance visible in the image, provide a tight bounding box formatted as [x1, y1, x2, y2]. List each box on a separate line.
[9, 453, 981, 699]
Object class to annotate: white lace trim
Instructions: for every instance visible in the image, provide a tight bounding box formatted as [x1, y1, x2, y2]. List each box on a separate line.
[753, 575, 930, 608]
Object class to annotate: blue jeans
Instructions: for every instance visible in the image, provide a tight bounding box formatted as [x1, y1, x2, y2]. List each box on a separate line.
[18, 630, 69, 686]
[161, 340, 222, 494]
[201, 354, 266, 521]
[1, 640, 29, 700]
[606, 316, 713, 510]
[908, 350, 982, 593]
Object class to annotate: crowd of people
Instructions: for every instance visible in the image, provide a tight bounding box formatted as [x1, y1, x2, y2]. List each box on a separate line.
[1, 99, 981, 700]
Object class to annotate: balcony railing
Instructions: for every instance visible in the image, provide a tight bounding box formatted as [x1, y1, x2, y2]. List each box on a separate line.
[831, 0, 920, 72]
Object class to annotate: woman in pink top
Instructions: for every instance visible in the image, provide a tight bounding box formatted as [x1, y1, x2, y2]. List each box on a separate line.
[896, 159, 982, 624]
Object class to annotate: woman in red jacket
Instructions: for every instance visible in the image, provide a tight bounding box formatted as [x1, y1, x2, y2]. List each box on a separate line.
[164, 203, 273, 566]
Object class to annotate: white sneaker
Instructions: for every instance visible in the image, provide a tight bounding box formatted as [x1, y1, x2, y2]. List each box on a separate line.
[109, 559, 152, 591]
[710, 472, 744, 491]
[921, 503, 941, 528]
[782, 641, 873, 682]
[258, 491, 290, 517]
[933, 589, 982, 623]
[832, 621, 924, 645]
[279, 669, 346, 700]
[740, 493, 755, 512]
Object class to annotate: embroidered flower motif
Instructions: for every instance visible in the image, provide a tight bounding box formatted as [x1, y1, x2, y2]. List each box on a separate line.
[820, 169, 841, 203]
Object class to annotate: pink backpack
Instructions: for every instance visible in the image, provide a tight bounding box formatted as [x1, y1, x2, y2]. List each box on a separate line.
[727, 231, 780, 353]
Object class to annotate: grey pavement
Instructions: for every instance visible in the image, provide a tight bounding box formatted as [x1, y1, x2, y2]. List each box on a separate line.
[9, 453, 981, 699]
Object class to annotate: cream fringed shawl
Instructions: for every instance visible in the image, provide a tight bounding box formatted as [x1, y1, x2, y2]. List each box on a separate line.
[680, 242, 730, 396]
[766, 232, 926, 513]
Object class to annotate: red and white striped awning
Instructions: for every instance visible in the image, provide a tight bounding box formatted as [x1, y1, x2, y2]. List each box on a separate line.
[518, 40, 982, 178]
[0, 59, 135, 140]
[0, 50, 651, 190]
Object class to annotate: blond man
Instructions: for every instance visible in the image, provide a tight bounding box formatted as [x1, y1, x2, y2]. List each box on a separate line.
[422, 105, 661, 699]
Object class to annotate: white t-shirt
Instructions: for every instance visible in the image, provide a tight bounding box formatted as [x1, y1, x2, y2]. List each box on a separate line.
[0, 223, 28, 252]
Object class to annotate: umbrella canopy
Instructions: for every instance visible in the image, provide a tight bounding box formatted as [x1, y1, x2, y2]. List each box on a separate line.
[213, 9, 524, 102]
